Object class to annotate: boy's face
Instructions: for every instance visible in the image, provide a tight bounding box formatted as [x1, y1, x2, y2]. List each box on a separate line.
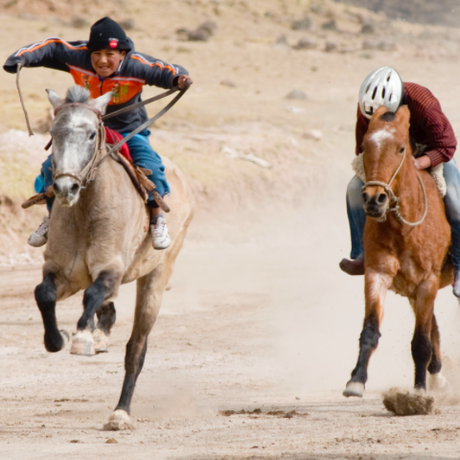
[90, 49, 126, 77]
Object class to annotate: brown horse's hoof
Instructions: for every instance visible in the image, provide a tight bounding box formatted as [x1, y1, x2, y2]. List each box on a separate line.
[339, 258, 365, 276]
[70, 330, 95, 356]
[343, 381, 365, 397]
[93, 328, 109, 353]
[428, 372, 449, 392]
[103, 410, 134, 431]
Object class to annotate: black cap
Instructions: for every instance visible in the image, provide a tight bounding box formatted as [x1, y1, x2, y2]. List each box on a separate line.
[87, 17, 131, 54]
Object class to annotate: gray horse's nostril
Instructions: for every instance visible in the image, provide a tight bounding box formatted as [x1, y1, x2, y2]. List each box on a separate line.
[70, 183, 80, 195]
[377, 193, 387, 205]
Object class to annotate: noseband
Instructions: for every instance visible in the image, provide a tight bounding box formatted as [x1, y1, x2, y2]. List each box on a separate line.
[361, 148, 428, 227]
[52, 102, 107, 188]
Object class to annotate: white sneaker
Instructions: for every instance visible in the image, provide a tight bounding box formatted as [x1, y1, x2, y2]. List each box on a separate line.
[28, 216, 50, 247]
[151, 217, 171, 250]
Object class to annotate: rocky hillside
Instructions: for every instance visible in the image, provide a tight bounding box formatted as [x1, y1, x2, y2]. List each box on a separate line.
[337, 0, 460, 28]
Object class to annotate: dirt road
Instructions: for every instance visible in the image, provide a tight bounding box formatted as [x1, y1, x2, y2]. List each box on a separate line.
[2, 199, 460, 460]
[2, 1, 460, 457]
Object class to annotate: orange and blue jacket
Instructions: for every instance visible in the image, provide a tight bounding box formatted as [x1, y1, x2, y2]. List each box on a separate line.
[3, 37, 188, 133]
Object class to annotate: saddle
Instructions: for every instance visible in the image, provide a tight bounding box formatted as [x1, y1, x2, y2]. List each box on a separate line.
[21, 127, 169, 212]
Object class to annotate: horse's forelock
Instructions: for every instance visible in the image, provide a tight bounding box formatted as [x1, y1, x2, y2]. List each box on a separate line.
[379, 111, 396, 122]
[65, 86, 91, 104]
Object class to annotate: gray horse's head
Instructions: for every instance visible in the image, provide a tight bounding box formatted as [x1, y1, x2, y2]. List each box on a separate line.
[47, 86, 112, 207]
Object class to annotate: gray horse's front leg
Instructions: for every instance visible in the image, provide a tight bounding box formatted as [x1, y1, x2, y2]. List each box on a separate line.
[35, 272, 69, 352]
[93, 301, 117, 353]
[70, 270, 118, 356]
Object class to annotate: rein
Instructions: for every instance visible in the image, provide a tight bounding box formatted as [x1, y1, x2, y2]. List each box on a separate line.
[15, 63, 189, 205]
[49, 83, 188, 200]
[361, 149, 428, 227]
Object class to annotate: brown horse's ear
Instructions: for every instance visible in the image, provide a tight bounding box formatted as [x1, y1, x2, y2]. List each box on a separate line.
[395, 105, 410, 130]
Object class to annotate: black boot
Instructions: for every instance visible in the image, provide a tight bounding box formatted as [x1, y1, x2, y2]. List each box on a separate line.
[339, 255, 364, 276]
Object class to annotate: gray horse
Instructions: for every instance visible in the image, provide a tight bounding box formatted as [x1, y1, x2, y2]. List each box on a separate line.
[34, 86, 194, 430]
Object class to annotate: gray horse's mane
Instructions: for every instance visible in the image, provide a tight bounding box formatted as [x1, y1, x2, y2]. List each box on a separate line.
[65, 86, 91, 104]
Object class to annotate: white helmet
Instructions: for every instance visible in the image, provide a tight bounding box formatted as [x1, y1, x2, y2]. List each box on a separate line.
[358, 66, 404, 119]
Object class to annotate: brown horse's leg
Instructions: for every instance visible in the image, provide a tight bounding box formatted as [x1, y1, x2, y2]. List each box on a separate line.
[35, 271, 69, 352]
[411, 280, 438, 390]
[427, 314, 449, 390]
[343, 269, 392, 397]
[428, 314, 441, 374]
[70, 270, 119, 356]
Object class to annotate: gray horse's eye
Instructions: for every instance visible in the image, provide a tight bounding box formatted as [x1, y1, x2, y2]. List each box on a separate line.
[89, 131, 97, 141]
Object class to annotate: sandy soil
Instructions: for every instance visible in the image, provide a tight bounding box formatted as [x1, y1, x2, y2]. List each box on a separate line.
[2, 1, 460, 459]
[2, 202, 460, 460]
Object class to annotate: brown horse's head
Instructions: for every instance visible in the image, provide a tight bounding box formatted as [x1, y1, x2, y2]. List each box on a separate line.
[361, 105, 411, 220]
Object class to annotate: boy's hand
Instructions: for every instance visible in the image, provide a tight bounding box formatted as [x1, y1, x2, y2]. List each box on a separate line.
[178, 75, 193, 90]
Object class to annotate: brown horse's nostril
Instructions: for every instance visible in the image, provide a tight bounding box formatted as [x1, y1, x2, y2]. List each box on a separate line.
[362, 192, 370, 203]
[377, 193, 387, 205]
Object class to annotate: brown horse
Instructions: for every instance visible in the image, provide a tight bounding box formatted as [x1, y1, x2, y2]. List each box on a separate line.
[343, 105, 453, 397]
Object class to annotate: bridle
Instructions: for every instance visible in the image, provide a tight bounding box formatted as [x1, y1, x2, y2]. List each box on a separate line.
[51, 102, 107, 188]
[361, 148, 428, 227]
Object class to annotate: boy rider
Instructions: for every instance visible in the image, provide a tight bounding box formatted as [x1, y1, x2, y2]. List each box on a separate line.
[340, 66, 460, 297]
[3, 16, 192, 250]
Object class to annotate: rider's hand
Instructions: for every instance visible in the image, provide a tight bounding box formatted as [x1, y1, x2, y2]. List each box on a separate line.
[414, 155, 432, 170]
[178, 75, 193, 90]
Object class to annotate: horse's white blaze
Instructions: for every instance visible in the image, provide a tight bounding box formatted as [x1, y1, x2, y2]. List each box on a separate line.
[60, 113, 95, 173]
[369, 128, 395, 152]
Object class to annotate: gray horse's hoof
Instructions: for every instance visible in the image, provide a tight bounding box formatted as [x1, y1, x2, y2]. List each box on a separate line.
[70, 330, 95, 356]
[103, 410, 134, 431]
[343, 381, 365, 397]
[60, 330, 70, 347]
[93, 328, 109, 353]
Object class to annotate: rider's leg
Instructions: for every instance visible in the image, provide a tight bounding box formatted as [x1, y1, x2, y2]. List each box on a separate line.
[123, 130, 171, 250]
[442, 159, 460, 297]
[340, 175, 366, 276]
[28, 155, 54, 248]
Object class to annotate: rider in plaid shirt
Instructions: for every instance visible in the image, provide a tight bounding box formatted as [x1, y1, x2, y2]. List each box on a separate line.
[340, 66, 460, 297]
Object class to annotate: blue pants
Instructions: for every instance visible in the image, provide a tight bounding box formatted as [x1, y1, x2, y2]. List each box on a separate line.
[36, 129, 169, 212]
[346, 159, 460, 269]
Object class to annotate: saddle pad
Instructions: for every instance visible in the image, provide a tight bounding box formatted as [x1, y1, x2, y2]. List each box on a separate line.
[105, 127, 131, 162]
[352, 153, 446, 198]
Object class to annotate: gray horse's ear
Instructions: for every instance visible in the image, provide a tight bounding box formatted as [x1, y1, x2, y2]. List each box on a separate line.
[46, 89, 63, 110]
[91, 92, 113, 114]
